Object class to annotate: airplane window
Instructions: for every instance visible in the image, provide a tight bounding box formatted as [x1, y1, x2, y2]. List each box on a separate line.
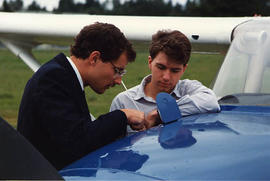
[213, 19, 270, 102]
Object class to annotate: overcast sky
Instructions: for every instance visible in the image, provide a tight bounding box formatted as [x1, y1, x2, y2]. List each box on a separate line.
[0, 0, 187, 11]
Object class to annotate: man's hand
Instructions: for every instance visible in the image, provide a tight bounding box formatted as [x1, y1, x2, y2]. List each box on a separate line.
[121, 109, 146, 131]
[144, 109, 162, 129]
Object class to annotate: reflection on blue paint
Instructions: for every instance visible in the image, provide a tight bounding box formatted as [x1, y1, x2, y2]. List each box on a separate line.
[159, 122, 197, 149]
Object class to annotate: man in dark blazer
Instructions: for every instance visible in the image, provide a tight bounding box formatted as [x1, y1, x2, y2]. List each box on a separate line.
[17, 22, 158, 170]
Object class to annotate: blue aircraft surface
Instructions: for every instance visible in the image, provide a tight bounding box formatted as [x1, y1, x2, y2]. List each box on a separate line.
[59, 93, 270, 180]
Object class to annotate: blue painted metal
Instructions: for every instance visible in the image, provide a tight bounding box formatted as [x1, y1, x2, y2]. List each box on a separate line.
[60, 104, 270, 180]
[156, 92, 182, 124]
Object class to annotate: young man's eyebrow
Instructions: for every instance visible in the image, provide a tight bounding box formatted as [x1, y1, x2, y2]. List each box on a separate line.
[171, 67, 181, 70]
[156, 63, 166, 67]
[156, 63, 164, 66]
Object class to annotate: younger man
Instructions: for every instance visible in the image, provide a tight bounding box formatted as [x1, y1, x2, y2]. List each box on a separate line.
[110, 30, 220, 133]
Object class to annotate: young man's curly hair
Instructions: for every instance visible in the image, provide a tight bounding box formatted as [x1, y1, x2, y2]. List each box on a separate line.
[149, 30, 191, 65]
[71, 22, 136, 63]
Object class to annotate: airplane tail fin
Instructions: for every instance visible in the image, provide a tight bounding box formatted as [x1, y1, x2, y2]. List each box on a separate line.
[0, 116, 63, 180]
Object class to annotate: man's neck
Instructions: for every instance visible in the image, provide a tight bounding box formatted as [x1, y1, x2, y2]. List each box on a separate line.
[69, 56, 85, 90]
[144, 81, 159, 100]
[144, 79, 176, 100]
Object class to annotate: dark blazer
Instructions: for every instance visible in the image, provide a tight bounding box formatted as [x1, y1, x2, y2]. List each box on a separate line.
[17, 53, 127, 170]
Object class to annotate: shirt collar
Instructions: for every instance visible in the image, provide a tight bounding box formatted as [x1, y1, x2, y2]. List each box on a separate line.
[172, 82, 181, 98]
[66, 56, 84, 91]
[134, 74, 181, 100]
[134, 74, 152, 100]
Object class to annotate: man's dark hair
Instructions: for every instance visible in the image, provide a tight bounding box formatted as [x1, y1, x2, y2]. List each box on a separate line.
[70, 22, 136, 62]
[149, 30, 191, 65]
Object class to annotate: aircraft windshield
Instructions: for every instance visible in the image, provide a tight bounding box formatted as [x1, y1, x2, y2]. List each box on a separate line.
[212, 19, 270, 105]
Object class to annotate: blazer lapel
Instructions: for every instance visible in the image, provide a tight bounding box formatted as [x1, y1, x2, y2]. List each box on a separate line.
[53, 53, 90, 115]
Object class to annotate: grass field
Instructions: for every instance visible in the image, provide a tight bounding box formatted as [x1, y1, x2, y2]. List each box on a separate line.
[0, 41, 225, 128]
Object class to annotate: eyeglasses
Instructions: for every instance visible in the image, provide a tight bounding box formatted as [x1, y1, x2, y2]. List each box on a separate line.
[109, 62, 127, 78]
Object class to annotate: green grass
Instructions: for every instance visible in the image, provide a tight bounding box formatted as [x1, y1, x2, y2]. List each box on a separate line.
[0, 42, 225, 127]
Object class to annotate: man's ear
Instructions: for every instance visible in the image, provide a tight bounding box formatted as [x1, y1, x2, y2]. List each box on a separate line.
[183, 64, 188, 73]
[89, 51, 101, 65]
[148, 56, 153, 69]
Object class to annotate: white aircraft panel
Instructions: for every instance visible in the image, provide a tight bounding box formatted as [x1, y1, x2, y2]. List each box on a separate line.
[1, 12, 266, 45]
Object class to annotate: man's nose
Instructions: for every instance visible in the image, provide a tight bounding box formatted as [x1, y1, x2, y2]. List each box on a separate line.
[162, 70, 170, 81]
[114, 76, 122, 85]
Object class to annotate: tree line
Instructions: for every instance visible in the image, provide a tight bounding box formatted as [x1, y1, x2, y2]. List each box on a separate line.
[1, 0, 270, 16]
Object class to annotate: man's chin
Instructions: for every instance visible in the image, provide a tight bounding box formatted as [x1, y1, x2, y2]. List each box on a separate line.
[92, 85, 114, 94]
[92, 88, 106, 94]
[158, 83, 171, 91]
[158, 86, 169, 91]
[159, 88, 172, 94]
[99, 89, 106, 94]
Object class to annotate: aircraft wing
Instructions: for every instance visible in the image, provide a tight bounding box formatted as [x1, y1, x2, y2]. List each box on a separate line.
[0, 12, 264, 71]
[1, 12, 270, 98]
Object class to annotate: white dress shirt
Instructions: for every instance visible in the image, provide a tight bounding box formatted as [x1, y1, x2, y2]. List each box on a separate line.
[110, 75, 220, 133]
[66, 56, 96, 121]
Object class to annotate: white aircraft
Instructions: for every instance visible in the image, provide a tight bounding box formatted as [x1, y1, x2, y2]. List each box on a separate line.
[1, 12, 270, 99]
[1, 12, 270, 180]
